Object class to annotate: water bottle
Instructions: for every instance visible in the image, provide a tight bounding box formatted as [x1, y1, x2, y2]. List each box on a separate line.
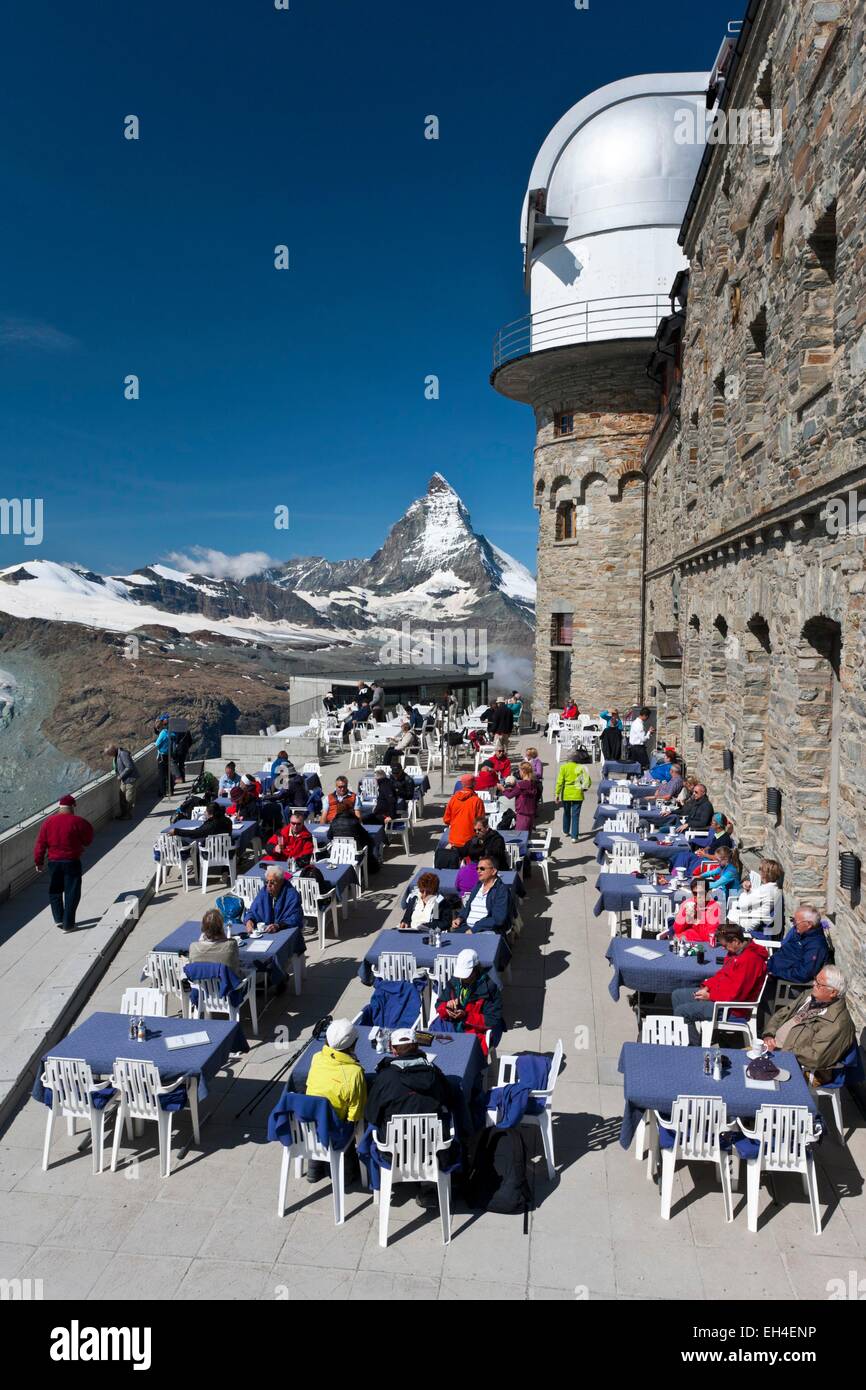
[129, 1017, 137, 1041]
[712, 1048, 723, 1083]
[137, 1019, 146, 1043]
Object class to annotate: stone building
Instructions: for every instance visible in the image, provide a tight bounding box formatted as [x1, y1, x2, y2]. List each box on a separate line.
[643, 0, 866, 1022]
[491, 74, 708, 717]
[492, 0, 866, 1022]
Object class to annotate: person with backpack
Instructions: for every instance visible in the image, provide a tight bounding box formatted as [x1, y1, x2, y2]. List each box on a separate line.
[554, 751, 592, 841]
[435, 948, 503, 1056]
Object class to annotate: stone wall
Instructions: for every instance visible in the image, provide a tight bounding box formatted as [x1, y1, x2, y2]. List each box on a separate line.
[643, 0, 866, 1023]
[521, 344, 658, 718]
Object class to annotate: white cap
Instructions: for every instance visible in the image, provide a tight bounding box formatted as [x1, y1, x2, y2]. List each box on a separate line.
[326, 1019, 358, 1051]
[454, 949, 479, 979]
[390, 1027, 416, 1046]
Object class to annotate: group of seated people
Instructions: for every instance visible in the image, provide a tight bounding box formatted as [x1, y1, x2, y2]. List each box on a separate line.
[300, 940, 503, 1194]
[399, 860, 513, 937]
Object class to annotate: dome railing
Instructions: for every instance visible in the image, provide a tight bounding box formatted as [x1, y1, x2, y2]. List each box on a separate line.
[492, 293, 670, 370]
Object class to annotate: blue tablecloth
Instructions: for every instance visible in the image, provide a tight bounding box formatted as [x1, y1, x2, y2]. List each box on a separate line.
[311, 822, 387, 856]
[594, 830, 686, 865]
[437, 828, 530, 858]
[402, 866, 526, 905]
[153, 919, 305, 974]
[247, 859, 357, 902]
[597, 780, 661, 801]
[605, 938, 728, 1001]
[171, 819, 258, 853]
[31, 1012, 247, 1105]
[593, 805, 674, 830]
[291, 1030, 485, 1133]
[602, 760, 642, 777]
[618, 1042, 820, 1149]
[594, 873, 686, 917]
[359, 928, 510, 985]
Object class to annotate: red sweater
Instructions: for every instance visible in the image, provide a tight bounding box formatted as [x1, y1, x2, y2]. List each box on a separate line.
[34, 812, 94, 866]
[705, 940, 768, 1002]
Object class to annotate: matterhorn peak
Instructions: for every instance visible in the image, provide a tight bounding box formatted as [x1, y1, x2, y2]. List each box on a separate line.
[427, 472, 455, 495]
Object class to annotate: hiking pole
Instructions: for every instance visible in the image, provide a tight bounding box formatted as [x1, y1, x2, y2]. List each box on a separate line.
[234, 1014, 333, 1121]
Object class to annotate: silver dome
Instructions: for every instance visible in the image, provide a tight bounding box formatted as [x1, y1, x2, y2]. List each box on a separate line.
[523, 73, 710, 249]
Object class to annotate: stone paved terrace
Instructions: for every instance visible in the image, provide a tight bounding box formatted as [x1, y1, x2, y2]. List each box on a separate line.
[1, 742, 865, 1302]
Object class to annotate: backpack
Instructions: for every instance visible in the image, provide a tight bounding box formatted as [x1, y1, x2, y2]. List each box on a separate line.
[434, 847, 462, 871]
[466, 1127, 531, 1215]
[192, 769, 218, 796]
[498, 807, 516, 830]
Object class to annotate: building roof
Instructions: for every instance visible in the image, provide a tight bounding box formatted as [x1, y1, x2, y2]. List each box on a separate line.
[521, 72, 710, 258]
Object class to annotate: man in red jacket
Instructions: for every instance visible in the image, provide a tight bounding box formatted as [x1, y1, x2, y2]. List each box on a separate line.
[263, 811, 315, 867]
[33, 794, 95, 932]
[671, 925, 768, 1044]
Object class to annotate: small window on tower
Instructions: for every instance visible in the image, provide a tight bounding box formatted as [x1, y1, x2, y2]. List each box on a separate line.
[555, 412, 575, 437]
[555, 502, 576, 541]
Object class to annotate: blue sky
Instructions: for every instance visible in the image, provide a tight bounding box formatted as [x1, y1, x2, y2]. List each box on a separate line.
[1, 0, 735, 576]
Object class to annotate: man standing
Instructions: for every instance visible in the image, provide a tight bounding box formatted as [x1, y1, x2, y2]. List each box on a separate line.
[34, 795, 94, 933]
[626, 706, 654, 771]
[369, 680, 386, 723]
[487, 697, 514, 754]
[155, 719, 172, 796]
[104, 743, 139, 820]
[442, 775, 486, 857]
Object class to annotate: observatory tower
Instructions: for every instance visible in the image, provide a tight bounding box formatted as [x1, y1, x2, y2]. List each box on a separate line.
[491, 73, 708, 715]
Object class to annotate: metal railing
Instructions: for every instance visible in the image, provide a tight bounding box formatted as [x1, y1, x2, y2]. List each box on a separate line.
[492, 293, 669, 370]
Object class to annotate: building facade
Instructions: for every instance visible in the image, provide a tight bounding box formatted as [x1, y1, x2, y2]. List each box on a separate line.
[643, 0, 866, 1022]
[491, 74, 708, 718]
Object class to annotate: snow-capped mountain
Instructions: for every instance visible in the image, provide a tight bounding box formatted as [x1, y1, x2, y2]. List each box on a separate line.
[0, 475, 535, 649]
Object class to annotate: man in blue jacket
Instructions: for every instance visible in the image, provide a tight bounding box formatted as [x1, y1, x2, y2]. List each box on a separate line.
[452, 856, 511, 935]
[244, 866, 303, 934]
[767, 905, 830, 984]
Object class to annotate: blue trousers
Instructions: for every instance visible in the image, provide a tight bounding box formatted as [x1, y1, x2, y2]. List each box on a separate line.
[562, 801, 582, 838]
[48, 859, 83, 930]
[671, 987, 714, 1045]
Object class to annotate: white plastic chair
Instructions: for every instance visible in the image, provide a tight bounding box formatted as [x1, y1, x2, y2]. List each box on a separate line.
[276, 1113, 352, 1225]
[199, 833, 238, 893]
[611, 811, 639, 834]
[388, 817, 412, 855]
[633, 1018, 689, 1164]
[699, 976, 769, 1048]
[191, 805, 208, 822]
[374, 951, 418, 982]
[629, 893, 675, 938]
[40, 1056, 119, 1175]
[431, 955, 459, 995]
[232, 873, 261, 909]
[358, 775, 378, 801]
[609, 786, 632, 807]
[485, 1040, 563, 1180]
[120, 987, 167, 1017]
[649, 1095, 734, 1222]
[374, 1114, 453, 1247]
[328, 836, 367, 896]
[608, 844, 640, 875]
[527, 827, 552, 890]
[736, 1104, 822, 1234]
[142, 951, 190, 1017]
[505, 841, 523, 871]
[302, 761, 321, 778]
[298, 874, 340, 949]
[185, 964, 257, 1035]
[155, 834, 197, 893]
[109, 1057, 199, 1179]
[424, 732, 443, 774]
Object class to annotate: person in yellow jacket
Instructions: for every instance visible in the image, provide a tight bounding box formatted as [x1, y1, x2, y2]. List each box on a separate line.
[305, 1018, 367, 1184]
[555, 752, 592, 841]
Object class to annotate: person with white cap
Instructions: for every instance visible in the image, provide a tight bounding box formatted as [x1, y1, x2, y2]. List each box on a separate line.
[364, 1027, 456, 1139]
[304, 1019, 366, 1184]
[434, 948, 503, 1057]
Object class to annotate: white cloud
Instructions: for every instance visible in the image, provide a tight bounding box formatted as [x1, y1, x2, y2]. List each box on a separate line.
[163, 547, 277, 581]
[0, 316, 80, 352]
